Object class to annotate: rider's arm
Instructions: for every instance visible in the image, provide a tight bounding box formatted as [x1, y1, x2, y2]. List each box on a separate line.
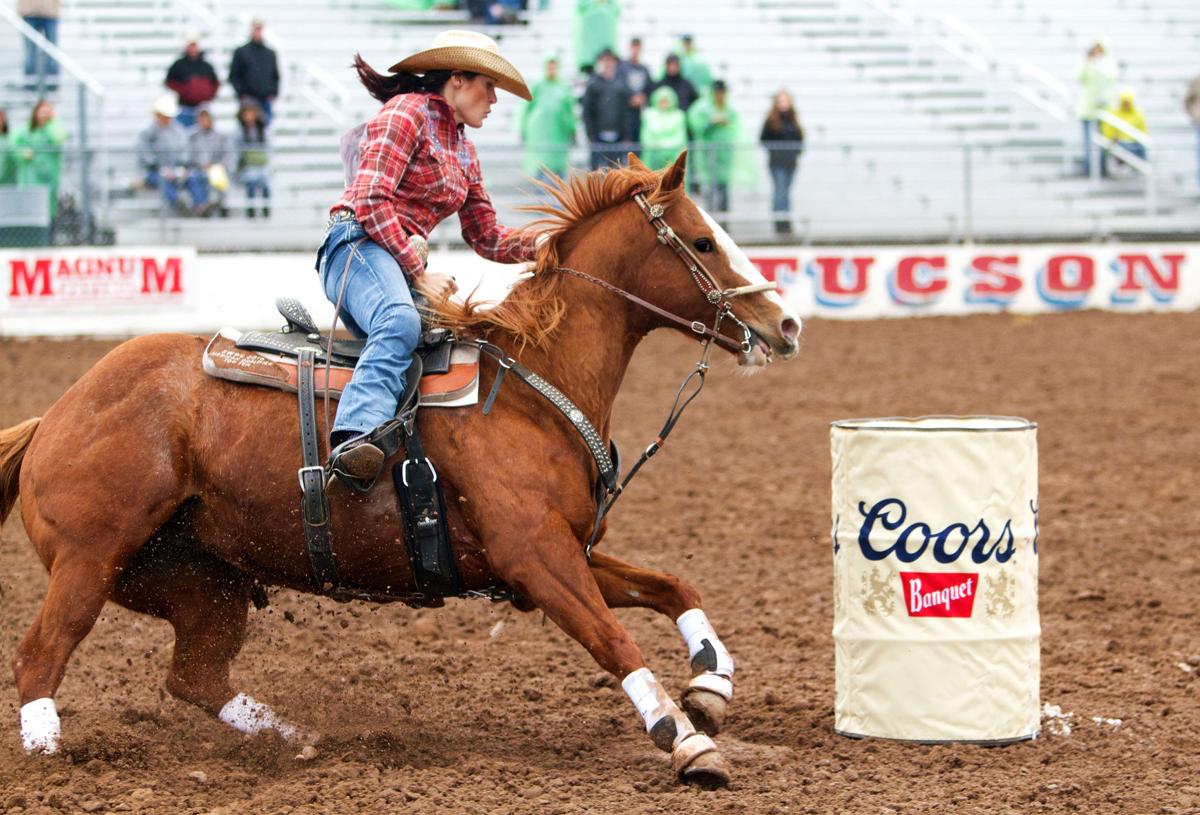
[457, 140, 537, 264]
[347, 97, 426, 278]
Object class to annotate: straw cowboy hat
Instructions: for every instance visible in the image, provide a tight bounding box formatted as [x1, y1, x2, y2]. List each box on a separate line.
[389, 30, 531, 101]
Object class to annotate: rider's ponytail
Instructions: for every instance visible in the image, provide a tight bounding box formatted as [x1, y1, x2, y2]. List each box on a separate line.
[352, 54, 476, 104]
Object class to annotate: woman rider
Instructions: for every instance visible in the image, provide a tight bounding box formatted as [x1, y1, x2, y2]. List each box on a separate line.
[320, 31, 538, 489]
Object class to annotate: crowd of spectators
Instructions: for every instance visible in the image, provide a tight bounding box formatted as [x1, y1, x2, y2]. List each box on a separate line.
[521, 21, 807, 232]
[135, 20, 279, 218]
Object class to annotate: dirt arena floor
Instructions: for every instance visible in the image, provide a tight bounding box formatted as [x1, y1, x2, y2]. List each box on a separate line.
[1, 311, 1197, 814]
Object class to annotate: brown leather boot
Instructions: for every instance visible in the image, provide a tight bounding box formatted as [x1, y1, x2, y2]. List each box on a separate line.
[328, 434, 385, 488]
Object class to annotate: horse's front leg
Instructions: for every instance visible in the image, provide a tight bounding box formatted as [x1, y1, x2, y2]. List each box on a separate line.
[587, 550, 734, 736]
[489, 515, 730, 786]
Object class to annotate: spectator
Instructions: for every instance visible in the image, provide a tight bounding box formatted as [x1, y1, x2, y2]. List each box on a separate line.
[572, 0, 619, 73]
[617, 37, 652, 155]
[581, 49, 632, 170]
[186, 107, 232, 216]
[235, 101, 270, 218]
[165, 33, 220, 129]
[13, 98, 66, 221]
[1185, 72, 1200, 187]
[0, 109, 16, 186]
[1076, 39, 1116, 176]
[678, 34, 713, 95]
[640, 86, 687, 171]
[229, 19, 280, 126]
[760, 89, 804, 236]
[519, 55, 576, 182]
[137, 95, 190, 212]
[18, 0, 59, 90]
[688, 79, 742, 217]
[1099, 87, 1147, 178]
[652, 54, 698, 117]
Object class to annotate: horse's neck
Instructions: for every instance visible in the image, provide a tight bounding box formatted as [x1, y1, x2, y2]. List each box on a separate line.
[509, 239, 644, 435]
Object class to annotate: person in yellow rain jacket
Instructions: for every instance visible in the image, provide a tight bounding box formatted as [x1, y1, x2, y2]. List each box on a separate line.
[1098, 87, 1147, 178]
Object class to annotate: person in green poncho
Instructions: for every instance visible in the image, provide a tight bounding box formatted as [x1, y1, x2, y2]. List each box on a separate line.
[13, 98, 66, 221]
[519, 55, 576, 181]
[0, 109, 18, 186]
[572, 0, 619, 73]
[678, 34, 713, 95]
[687, 80, 740, 216]
[640, 86, 687, 171]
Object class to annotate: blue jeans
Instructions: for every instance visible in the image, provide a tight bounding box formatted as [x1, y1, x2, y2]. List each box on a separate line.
[316, 218, 421, 436]
[185, 169, 209, 208]
[770, 165, 795, 215]
[1080, 119, 1096, 175]
[145, 169, 183, 207]
[23, 16, 58, 79]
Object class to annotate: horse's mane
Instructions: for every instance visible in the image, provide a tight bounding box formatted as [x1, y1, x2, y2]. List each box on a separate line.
[428, 162, 685, 348]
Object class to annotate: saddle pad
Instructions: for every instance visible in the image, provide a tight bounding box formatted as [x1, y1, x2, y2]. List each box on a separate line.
[202, 329, 481, 407]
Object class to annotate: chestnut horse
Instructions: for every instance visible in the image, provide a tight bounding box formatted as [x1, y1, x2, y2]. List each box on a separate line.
[0, 153, 800, 785]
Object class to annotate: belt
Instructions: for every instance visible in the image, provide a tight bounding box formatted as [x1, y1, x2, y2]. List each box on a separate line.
[327, 208, 356, 228]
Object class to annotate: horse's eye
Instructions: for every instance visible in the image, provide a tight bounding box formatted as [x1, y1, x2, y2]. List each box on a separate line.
[693, 237, 714, 253]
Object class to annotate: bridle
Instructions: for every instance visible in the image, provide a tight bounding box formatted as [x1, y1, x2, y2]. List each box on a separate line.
[554, 189, 775, 361]
[550, 187, 778, 555]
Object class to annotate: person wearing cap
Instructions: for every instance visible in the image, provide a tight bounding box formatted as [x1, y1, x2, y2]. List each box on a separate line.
[229, 19, 279, 126]
[581, 48, 632, 170]
[1098, 86, 1147, 178]
[678, 34, 713, 95]
[519, 54, 576, 182]
[652, 54, 698, 117]
[186, 107, 232, 216]
[688, 79, 744, 218]
[165, 33, 220, 130]
[136, 95, 190, 212]
[319, 31, 541, 486]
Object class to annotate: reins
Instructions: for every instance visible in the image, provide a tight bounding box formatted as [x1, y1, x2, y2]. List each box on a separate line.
[551, 189, 776, 556]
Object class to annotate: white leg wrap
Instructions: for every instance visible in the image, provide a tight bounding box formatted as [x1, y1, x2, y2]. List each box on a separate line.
[686, 671, 734, 702]
[671, 732, 718, 775]
[622, 667, 696, 749]
[217, 693, 299, 741]
[676, 609, 735, 678]
[21, 698, 61, 755]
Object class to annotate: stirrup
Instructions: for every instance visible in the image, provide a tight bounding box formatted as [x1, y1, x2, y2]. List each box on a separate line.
[328, 435, 385, 493]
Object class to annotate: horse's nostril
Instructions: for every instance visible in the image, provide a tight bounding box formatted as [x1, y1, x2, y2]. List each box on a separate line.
[781, 318, 801, 341]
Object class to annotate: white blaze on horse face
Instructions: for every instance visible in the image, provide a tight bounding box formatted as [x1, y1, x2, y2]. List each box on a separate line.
[20, 697, 61, 754]
[697, 208, 801, 334]
[622, 667, 697, 749]
[218, 693, 302, 741]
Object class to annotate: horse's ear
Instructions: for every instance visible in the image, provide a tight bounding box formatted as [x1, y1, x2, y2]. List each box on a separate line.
[658, 150, 688, 192]
[627, 153, 648, 171]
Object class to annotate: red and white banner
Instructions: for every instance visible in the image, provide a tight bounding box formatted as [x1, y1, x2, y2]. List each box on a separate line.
[748, 244, 1198, 317]
[1, 243, 1196, 337]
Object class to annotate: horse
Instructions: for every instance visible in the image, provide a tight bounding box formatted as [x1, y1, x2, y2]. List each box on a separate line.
[0, 151, 801, 786]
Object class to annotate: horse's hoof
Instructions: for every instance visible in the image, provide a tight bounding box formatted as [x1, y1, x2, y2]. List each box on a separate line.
[682, 687, 728, 736]
[671, 733, 730, 788]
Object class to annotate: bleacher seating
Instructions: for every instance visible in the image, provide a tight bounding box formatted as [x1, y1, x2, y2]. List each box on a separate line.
[2, 0, 1196, 247]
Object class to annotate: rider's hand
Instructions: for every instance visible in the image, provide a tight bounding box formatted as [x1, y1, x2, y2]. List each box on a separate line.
[414, 271, 458, 302]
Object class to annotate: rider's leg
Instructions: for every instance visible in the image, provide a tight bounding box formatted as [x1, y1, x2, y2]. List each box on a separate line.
[318, 220, 421, 485]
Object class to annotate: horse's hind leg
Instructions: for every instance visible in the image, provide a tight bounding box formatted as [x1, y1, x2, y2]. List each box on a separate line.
[587, 551, 734, 736]
[12, 554, 115, 753]
[111, 541, 306, 742]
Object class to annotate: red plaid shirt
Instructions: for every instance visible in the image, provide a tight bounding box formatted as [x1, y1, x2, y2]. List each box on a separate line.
[333, 93, 535, 278]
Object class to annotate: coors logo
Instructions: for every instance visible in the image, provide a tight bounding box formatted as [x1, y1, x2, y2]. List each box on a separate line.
[900, 572, 977, 618]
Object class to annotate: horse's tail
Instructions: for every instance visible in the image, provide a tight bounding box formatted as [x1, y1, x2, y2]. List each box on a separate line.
[0, 418, 40, 525]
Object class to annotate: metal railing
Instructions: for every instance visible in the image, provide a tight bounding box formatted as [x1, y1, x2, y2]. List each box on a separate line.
[4, 135, 1189, 251]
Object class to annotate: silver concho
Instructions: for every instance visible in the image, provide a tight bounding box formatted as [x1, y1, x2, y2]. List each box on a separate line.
[649, 204, 665, 219]
[569, 408, 584, 423]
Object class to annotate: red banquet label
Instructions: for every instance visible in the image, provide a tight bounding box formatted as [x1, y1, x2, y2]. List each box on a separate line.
[899, 572, 978, 618]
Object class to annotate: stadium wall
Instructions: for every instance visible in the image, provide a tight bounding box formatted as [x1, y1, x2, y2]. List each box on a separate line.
[1, 244, 1196, 337]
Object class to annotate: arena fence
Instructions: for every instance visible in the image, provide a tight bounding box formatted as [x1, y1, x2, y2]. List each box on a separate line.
[0, 136, 1197, 251]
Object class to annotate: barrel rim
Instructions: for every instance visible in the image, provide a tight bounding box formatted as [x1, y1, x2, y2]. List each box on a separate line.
[830, 414, 1037, 432]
